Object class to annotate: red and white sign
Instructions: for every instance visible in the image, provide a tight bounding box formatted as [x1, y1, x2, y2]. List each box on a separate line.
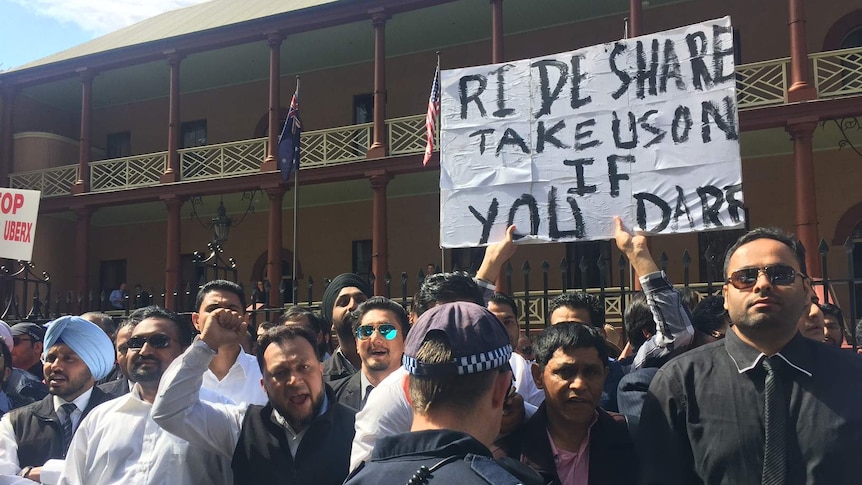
[0, 189, 41, 261]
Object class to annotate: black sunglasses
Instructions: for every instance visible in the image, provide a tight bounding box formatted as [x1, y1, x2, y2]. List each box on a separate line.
[126, 334, 175, 350]
[725, 264, 801, 290]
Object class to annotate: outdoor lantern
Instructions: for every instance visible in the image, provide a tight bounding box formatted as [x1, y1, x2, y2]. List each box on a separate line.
[211, 201, 232, 245]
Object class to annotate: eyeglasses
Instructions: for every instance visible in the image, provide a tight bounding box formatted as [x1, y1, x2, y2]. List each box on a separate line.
[126, 334, 175, 350]
[355, 324, 398, 341]
[725, 264, 801, 290]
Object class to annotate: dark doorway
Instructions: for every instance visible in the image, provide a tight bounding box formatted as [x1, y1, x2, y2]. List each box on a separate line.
[99, 260, 127, 310]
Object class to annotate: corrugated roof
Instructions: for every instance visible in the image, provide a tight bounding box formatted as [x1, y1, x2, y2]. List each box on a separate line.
[10, 0, 340, 72]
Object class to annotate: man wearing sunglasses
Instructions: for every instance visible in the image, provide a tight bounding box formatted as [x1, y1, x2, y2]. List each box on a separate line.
[331, 297, 409, 411]
[637, 227, 862, 484]
[61, 306, 232, 484]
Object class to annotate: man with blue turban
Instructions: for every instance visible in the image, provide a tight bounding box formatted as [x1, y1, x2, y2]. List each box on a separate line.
[0, 316, 117, 482]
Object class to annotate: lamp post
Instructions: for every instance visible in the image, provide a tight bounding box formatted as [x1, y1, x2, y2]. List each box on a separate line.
[211, 201, 232, 245]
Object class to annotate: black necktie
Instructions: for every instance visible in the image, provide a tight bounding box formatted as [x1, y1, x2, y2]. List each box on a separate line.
[60, 403, 78, 455]
[360, 385, 374, 409]
[761, 357, 787, 485]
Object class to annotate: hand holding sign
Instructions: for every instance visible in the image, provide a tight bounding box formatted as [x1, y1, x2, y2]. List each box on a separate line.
[476, 224, 517, 284]
[614, 216, 659, 277]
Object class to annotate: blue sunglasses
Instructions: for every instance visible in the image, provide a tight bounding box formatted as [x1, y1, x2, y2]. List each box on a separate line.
[355, 324, 398, 341]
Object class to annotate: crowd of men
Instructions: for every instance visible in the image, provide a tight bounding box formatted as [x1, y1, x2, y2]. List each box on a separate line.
[0, 220, 859, 484]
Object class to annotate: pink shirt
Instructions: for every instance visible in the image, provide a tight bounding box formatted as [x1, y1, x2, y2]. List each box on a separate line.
[545, 413, 597, 485]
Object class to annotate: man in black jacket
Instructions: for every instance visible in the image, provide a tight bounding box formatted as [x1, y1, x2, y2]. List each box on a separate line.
[153, 305, 356, 484]
[0, 315, 116, 482]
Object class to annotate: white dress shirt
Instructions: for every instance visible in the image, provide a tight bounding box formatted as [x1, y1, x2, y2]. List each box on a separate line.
[0, 388, 95, 475]
[59, 384, 234, 485]
[201, 346, 267, 407]
[509, 352, 544, 408]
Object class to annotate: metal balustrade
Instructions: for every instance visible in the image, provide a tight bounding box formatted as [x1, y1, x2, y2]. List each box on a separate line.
[9, 47, 862, 197]
[91, 152, 166, 192]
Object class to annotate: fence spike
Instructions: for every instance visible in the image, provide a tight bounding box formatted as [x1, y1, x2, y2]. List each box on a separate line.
[818, 239, 829, 255]
[659, 251, 668, 271]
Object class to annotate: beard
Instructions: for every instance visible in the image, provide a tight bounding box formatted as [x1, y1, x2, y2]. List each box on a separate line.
[47, 367, 93, 400]
[130, 356, 164, 383]
[273, 387, 325, 432]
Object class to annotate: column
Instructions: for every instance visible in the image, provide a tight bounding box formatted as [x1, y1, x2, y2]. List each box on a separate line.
[74, 207, 92, 309]
[264, 185, 285, 306]
[0, 86, 16, 187]
[366, 10, 390, 159]
[490, 0, 504, 63]
[163, 196, 184, 310]
[71, 70, 93, 194]
[628, 0, 643, 37]
[261, 33, 283, 172]
[161, 52, 183, 183]
[787, 0, 815, 101]
[787, 118, 821, 277]
[368, 170, 391, 295]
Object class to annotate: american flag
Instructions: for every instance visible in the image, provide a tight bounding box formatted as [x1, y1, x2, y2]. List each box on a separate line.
[422, 61, 440, 166]
[278, 84, 302, 182]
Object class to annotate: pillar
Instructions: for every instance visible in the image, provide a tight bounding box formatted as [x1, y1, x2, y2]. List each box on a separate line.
[366, 11, 390, 159]
[261, 33, 283, 172]
[264, 185, 285, 306]
[74, 207, 92, 309]
[368, 170, 391, 295]
[787, 0, 816, 101]
[490, 0, 504, 63]
[0, 86, 15, 187]
[71, 70, 93, 194]
[163, 196, 184, 310]
[628, 0, 643, 37]
[787, 118, 821, 277]
[161, 52, 183, 183]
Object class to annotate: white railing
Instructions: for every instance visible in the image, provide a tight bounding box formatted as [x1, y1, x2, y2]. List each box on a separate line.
[736, 57, 789, 109]
[180, 138, 266, 181]
[90, 152, 166, 192]
[813, 46, 862, 99]
[302, 122, 372, 168]
[9, 165, 77, 197]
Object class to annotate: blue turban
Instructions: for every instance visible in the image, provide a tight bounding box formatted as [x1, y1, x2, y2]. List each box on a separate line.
[43, 316, 115, 381]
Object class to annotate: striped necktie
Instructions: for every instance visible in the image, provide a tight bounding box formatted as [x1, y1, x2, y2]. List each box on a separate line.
[761, 357, 787, 485]
[60, 403, 78, 456]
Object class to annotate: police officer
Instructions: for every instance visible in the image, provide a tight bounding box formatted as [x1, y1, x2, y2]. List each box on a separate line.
[344, 301, 541, 485]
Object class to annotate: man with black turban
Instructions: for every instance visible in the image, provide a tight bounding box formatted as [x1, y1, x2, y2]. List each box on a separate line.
[321, 273, 372, 381]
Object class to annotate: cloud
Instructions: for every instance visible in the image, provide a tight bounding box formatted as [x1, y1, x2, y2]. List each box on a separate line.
[10, 0, 212, 36]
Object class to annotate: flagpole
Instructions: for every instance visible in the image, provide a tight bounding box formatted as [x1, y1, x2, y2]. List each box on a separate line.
[291, 76, 300, 304]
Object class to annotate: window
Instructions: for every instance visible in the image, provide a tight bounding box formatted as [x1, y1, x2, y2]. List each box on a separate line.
[106, 132, 131, 159]
[181, 120, 207, 148]
[353, 94, 374, 124]
[841, 26, 862, 48]
[352, 240, 373, 280]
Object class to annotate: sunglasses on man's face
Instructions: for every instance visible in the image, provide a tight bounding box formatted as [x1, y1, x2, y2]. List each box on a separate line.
[126, 334, 175, 350]
[355, 324, 398, 341]
[725, 264, 800, 290]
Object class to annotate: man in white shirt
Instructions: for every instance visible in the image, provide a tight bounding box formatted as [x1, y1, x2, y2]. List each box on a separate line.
[60, 306, 232, 485]
[152, 310, 357, 483]
[193, 280, 266, 406]
[487, 293, 544, 408]
[0, 316, 116, 482]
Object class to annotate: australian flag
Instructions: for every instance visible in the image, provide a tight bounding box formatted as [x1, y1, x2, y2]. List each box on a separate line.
[278, 87, 301, 182]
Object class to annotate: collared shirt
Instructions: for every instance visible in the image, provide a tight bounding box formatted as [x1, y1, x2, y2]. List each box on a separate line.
[52, 388, 93, 434]
[359, 372, 373, 402]
[202, 346, 267, 407]
[271, 393, 329, 457]
[637, 329, 862, 485]
[545, 413, 596, 485]
[510, 351, 544, 408]
[59, 384, 233, 485]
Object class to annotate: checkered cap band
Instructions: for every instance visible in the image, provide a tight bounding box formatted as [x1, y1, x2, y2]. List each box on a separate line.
[403, 344, 512, 376]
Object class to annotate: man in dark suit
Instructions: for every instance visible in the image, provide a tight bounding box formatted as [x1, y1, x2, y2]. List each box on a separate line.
[97, 319, 135, 397]
[497, 323, 636, 485]
[331, 297, 409, 411]
[0, 315, 116, 482]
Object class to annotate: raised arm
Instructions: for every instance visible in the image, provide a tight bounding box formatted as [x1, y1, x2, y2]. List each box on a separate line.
[614, 217, 694, 370]
[151, 308, 249, 458]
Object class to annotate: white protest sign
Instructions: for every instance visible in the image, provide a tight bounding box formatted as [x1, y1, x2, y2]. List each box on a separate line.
[440, 17, 743, 247]
[0, 188, 41, 261]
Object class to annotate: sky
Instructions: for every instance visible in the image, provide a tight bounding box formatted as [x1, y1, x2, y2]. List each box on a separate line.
[0, 0, 211, 70]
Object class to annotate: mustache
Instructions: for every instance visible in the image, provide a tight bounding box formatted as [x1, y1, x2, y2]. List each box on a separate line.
[132, 356, 160, 365]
